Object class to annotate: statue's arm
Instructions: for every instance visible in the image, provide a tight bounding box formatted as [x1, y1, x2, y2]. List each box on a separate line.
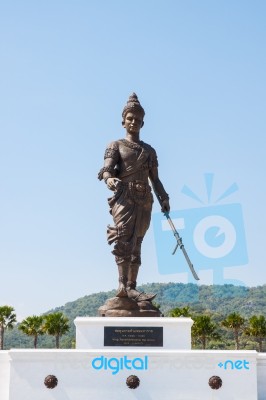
[98, 142, 120, 191]
[149, 166, 170, 212]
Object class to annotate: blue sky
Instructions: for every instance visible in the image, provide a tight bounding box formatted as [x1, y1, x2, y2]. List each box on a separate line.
[0, 0, 265, 320]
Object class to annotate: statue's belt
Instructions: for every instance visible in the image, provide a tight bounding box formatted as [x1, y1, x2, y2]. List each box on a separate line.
[119, 180, 149, 193]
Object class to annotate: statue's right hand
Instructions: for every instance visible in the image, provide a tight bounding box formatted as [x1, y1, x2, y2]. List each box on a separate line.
[106, 178, 121, 191]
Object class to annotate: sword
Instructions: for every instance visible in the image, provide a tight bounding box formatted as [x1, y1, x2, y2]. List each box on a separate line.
[155, 193, 200, 281]
[163, 211, 199, 280]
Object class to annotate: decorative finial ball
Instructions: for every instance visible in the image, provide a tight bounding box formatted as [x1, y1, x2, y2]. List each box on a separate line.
[126, 375, 140, 389]
[208, 375, 222, 390]
[44, 374, 58, 389]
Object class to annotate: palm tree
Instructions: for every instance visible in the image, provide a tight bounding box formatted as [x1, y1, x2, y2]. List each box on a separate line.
[221, 312, 245, 350]
[169, 306, 191, 317]
[0, 306, 17, 350]
[18, 315, 44, 348]
[43, 312, 70, 348]
[192, 315, 220, 349]
[245, 315, 266, 352]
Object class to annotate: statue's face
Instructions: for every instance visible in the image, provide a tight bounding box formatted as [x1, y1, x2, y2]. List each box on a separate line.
[123, 111, 144, 134]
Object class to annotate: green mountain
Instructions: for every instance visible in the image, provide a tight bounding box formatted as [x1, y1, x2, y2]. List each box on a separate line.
[4, 283, 266, 350]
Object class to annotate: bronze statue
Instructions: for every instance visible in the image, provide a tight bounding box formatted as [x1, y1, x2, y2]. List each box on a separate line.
[98, 93, 170, 303]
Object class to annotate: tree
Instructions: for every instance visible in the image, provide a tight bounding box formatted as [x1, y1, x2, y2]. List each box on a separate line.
[0, 306, 17, 350]
[192, 315, 220, 349]
[221, 312, 245, 350]
[43, 312, 70, 348]
[244, 315, 266, 352]
[18, 315, 44, 348]
[169, 306, 192, 317]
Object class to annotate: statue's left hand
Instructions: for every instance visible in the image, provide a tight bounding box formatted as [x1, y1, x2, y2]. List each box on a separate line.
[161, 199, 170, 213]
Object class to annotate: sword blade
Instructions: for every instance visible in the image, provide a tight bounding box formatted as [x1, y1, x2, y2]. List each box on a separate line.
[180, 245, 200, 281]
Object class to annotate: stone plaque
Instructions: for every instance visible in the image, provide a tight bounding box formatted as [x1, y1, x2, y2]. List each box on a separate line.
[104, 326, 163, 347]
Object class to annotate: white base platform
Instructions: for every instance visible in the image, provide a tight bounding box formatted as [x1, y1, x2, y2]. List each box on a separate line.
[0, 317, 265, 399]
[75, 317, 193, 349]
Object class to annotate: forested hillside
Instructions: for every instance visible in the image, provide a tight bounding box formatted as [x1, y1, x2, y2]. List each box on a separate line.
[4, 283, 266, 350]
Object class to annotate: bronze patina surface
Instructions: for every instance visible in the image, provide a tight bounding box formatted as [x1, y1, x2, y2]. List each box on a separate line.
[98, 93, 170, 315]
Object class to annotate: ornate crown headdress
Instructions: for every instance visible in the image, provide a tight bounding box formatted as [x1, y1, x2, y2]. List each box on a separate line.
[122, 93, 145, 120]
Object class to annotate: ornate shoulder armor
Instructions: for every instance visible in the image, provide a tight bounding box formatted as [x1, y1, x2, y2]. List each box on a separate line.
[104, 141, 119, 160]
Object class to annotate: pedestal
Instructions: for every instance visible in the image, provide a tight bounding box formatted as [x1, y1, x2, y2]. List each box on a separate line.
[75, 317, 193, 349]
[98, 297, 162, 317]
[1, 316, 265, 399]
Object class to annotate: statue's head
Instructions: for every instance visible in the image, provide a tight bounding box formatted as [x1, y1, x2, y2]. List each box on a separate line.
[122, 93, 145, 127]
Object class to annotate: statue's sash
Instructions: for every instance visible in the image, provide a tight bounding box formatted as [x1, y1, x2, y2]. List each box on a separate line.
[117, 140, 149, 178]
